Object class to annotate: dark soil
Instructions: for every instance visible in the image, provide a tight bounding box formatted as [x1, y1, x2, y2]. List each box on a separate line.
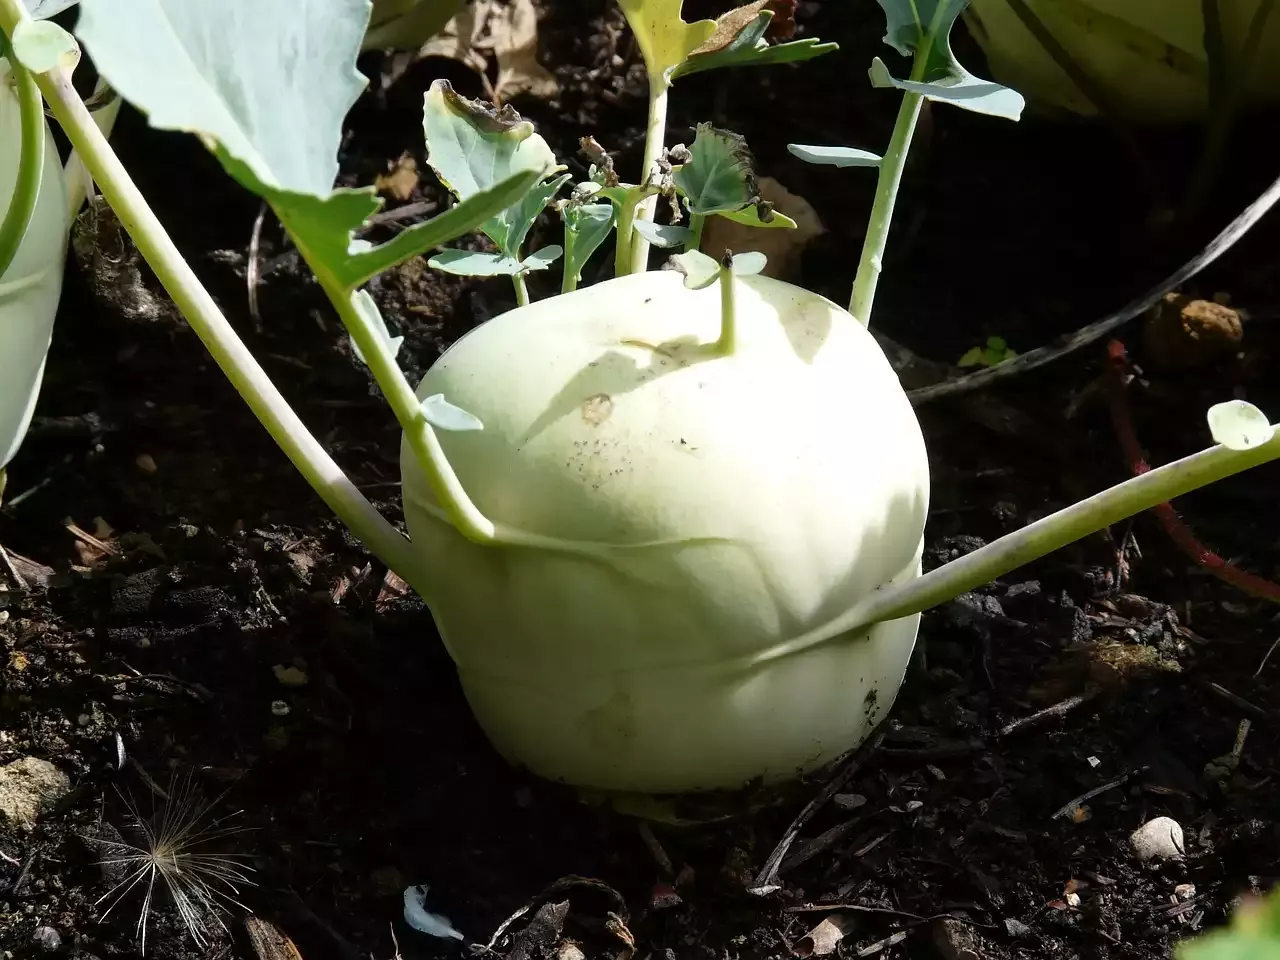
[4, 2, 1280, 959]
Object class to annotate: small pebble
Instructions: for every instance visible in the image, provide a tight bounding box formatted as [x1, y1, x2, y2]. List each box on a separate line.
[135, 453, 157, 474]
[832, 793, 866, 811]
[270, 700, 290, 717]
[32, 925, 61, 952]
[1130, 816, 1184, 862]
[1175, 883, 1196, 901]
[1004, 918, 1031, 938]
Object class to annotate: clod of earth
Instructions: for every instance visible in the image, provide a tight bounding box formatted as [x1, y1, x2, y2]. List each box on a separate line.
[0, 756, 71, 830]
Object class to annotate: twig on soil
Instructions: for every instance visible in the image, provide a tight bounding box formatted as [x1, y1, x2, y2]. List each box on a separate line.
[780, 815, 871, 874]
[0, 847, 20, 866]
[478, 876, 627, 956]
[1050, 766, 1149, 820]
[636, 821, 673, 876]
[856, 929, 908, 956]
[1255, 636, 1280, 676]
[0, 542, 27, 590]
[1203, 681, 1269, 719]
[905, 169, 1280, 405]
[7, 851, 37, 896]
[750, 732, 883, 894]
[997, 691, 1099, 738]
[1106, 338, 1280, 604]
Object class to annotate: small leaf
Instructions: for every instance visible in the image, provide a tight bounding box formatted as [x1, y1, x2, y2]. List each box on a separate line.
[869, 0, 1024, 120]
[632, 220, 693, 248]
[715, 204, 797, 230]
[362, 0, 469, 51]
[1207, 400, 1274, 451]
[420, 395, 485, 433]
[273, 169, 541, 291]
[673, 6, 837, 79]
[787, 143, 882, 168]
[615, 0, 717, 85]
[673, 123, 760, 216]
[561, 201, 616, 287]
[427, 250, 527, 276]
[957, 346, 984, 367]
[870, 56, 1024, 120]
[730, 251, 767, 275]
[665, 249, 720, 290]
[348, 290, 403, 366]
[522, 245, 563, 270]
[423, 80, 565, 258]
[11, 18, 80, 72]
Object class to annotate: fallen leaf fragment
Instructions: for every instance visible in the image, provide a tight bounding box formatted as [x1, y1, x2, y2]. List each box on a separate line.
[793, 912, 856, 956]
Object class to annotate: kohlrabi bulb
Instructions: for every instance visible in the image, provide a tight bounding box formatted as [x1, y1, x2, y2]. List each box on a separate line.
[400, 269, 929, 794]
[1, 60, 70, 471]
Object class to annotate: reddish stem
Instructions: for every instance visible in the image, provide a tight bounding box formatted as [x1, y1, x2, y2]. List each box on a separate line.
[1104, 339, 1280, 603]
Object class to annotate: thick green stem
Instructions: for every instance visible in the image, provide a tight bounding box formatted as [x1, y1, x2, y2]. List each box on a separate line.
[849, 90, 921, 326]
[0, 5, 427, 593]
[747, 423, 1280, 667]
[626, 77, 669, 275]
[302, 265, 498, 546]
[714, 261, 736, 356]
[62, 78, 121, 217]
[614, 197, 637, 277]
[687, 213, 706, 253]
[513, 271, 529, 306]
[0, 54, 44, 279]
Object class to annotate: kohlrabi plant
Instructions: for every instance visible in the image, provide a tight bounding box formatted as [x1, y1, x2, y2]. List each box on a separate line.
[0, 25, 69, 499]
[3, 0, 1280, 799]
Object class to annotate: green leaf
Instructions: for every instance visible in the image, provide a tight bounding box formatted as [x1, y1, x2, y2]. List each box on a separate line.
[1207, 400, 1274, 451]
[672, 9, 837, 80]
[1177, 888, 1280, 959]
[420, 394, 484, 433]
[673, 123, 759, 216]
[423, 79, 565, 258]
[632, 220, 692, 248]
[23, 0, 80, 18]
[273, 169, 541, 291]
[616, 0, 716, 85]
[10, 18, 79, 72]
[74, 0, 372, 197]
[730, 251, 766, 275]
[666, 249, 720, 290]
[362, 0, 468, 51]
[787, 144, 882, 168]
[870, 56, 1024, 120]
[522, 245, 563, 270]
[957, 347, 984, 368]
[870, 0, 1024, 120]
[561, 201, 616, 287]
[713, 205, 796, 231]
[428, 250, 528, 276]
[348, 289, 403, 366]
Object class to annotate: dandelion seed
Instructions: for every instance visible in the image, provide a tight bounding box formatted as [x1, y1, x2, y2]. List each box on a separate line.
[83, 767, 256, 955]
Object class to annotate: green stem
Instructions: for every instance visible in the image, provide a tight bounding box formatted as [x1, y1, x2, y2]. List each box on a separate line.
[614, 196, 636, 277]
[301, 263, 498, 546]
[687, 212, 706, 253]
[626, 76, 669, 275]
[62, 78, 121, 217]
[714, 260, 736, 356]
[0, 53, 44, 279]
[1, 7, 427, 593]
[746, 422, 1280, 667]
[849, 89, 922, 326]
[513, 271, 529, 306]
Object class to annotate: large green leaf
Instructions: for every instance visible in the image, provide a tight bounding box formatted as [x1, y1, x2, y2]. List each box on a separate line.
[362, 0, 467, 51]
[673, 123, 759, 216]
[422, 79, 564, 258]
[616, 0, 716, 85]
[75, 0, 372, 197]
[872, 0, 1024, 120]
